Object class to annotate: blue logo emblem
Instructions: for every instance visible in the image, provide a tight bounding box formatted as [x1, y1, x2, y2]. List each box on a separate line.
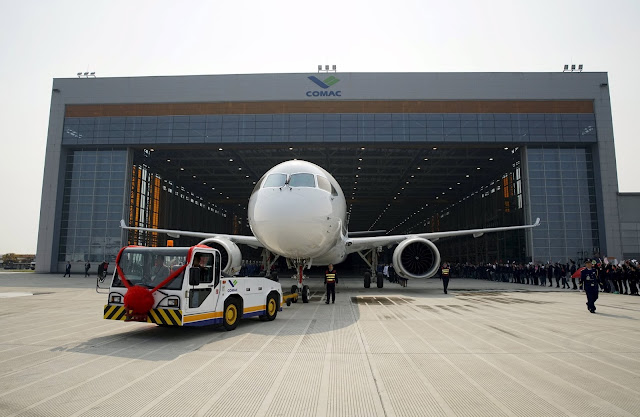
[306, 76, 342, 97]
[307, 75, 340, 89]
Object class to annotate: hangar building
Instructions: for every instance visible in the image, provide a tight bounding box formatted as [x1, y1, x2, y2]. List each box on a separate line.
[36, 72, 636, 273]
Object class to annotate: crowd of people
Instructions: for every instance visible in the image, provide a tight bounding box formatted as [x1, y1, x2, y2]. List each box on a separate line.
[442, 259, 640, 295]
[239, 260, 264, 276]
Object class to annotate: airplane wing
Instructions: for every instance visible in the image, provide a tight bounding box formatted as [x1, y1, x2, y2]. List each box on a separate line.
[345, 218, 540, 254]
[119, 220, 264, 248]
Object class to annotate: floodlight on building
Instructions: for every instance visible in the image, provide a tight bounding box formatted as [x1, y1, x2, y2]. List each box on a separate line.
[563, 64, 569, 72]
[570, 64, 576, 71]
[332, 65, 336, 71]
[83, 72, 89, 76]
[89, 72, 96, 77]
[578, 64, 583, 72]
[77, 72, 82, 77]
[325, 65, 329, 70]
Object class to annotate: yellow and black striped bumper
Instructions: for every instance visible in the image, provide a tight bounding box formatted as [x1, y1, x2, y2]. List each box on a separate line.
[103, 305, 183, 326]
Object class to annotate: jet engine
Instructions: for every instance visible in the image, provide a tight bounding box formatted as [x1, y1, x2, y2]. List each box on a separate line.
[392, 237, 441, 279]
[197, 237, 242, 275]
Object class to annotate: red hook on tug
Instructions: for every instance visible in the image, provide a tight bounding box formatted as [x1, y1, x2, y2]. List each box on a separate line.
[115, 245, 203, 320]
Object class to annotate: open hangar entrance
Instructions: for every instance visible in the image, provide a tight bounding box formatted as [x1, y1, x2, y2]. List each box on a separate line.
[127, 143, 526, 272]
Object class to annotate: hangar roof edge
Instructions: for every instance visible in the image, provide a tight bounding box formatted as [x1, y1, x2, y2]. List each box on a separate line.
[53, 71, 609, 82]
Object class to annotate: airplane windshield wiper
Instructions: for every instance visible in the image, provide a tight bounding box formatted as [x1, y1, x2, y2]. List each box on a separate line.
[280, 176, 291, 190]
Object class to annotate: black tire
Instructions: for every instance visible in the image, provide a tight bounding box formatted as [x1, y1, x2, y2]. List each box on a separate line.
[286, 299, 292, 306]
[265, 293, 279, 321]
[377, 273, 384, 288]
[291, 285, 298, 295]
[364, 272, 371, 288]
[302, 285, 310, 303]
[223, 299, 240, 331]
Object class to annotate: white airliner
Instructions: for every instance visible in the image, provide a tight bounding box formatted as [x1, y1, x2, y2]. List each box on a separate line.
[122, 160, 540, 301]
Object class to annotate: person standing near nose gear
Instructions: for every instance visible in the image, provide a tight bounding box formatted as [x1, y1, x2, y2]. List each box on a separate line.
[325, 264, 337, 304]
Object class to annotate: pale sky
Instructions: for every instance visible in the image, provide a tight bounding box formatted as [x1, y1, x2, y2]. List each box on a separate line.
[1, 0, 639, 254]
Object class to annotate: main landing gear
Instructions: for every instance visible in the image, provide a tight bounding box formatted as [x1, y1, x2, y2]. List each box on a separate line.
[357, 248, 384, 289]
[261, 249, 280, 281]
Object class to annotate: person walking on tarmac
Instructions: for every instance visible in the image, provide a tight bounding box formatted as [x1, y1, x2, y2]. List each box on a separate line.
[325, 264, 338, 304]
[63, 261, 71, 277]
[581, 259, 599, 313]
[440, 262, 451, 294]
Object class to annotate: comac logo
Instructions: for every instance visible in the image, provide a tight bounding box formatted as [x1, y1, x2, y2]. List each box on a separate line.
[306, 76, 342, 97]
[229, 279, 238, 288]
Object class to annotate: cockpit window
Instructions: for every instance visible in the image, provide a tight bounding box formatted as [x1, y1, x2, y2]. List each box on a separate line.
[252, 175, 266, 195]
[263, 173, 287, 188]
[317, 176, 331, 193]
[289, 173, 315, 188]
[330, 183, 339, 196]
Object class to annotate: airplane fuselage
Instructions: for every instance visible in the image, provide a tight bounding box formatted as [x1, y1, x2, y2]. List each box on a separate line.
[248, 160, 348, 264]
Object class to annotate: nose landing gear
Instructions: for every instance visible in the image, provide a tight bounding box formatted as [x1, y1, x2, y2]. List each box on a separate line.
[289, 261, 311, 303]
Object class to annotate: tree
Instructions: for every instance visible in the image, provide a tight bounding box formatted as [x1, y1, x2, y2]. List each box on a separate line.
[2, 253, 18, 265]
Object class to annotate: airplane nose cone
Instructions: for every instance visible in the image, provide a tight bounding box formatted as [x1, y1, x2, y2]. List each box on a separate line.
[249, 188, 339, 258]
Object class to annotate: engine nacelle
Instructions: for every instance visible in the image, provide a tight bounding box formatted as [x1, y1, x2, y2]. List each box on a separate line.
[197, 237, 242, 276]
[392, 237, 441, 279]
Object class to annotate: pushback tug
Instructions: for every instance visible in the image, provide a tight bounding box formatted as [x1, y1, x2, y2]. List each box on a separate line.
[99, 245, 295, 330]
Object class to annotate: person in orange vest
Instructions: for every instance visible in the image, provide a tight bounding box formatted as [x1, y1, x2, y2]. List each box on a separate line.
[325, 264, 338, 304]
[440, 262, 451, 294]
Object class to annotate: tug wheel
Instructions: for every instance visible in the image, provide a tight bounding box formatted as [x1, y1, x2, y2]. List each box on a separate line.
[265, 293, 278, 321]
[223, 299, 240, 331]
